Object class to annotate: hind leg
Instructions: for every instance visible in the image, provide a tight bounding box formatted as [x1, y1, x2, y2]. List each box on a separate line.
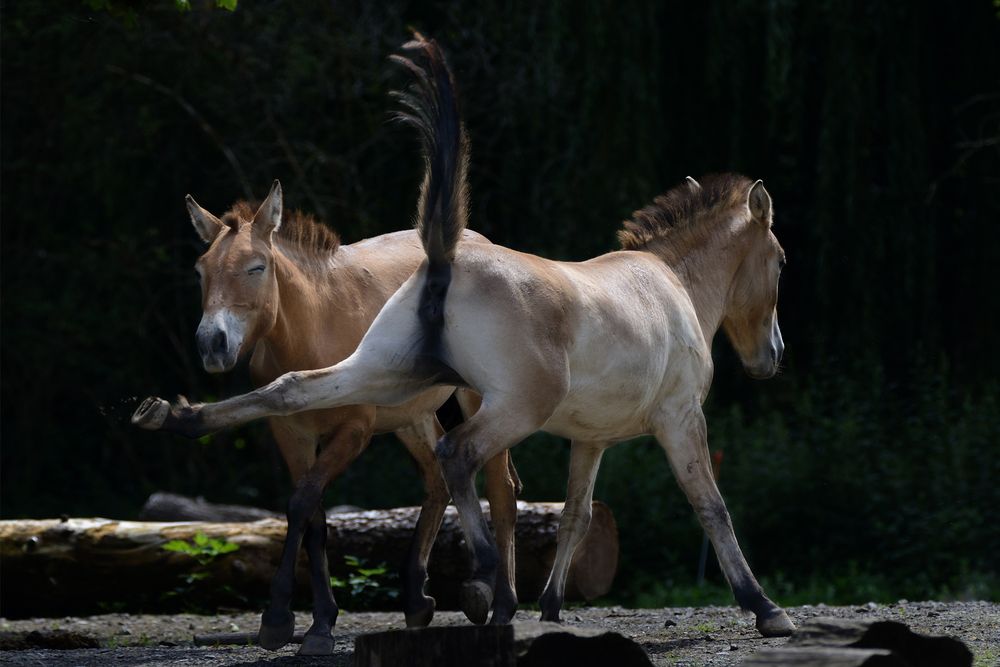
[653, 397, 794, 637]
[538, 440, 606, 621]
[437, 394, 557, 625]
[456, 390, 521, 624]
[133, 347, 433, 437]
[395, 414, 450, 628]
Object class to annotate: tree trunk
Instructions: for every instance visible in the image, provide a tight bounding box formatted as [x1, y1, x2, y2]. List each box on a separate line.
[0, 501, 617, 618]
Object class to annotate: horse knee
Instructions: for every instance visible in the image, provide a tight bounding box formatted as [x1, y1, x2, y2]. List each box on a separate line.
[436, 437, 473, 484]
[287, 481, 323, 524]
[560, 503, 593, 533]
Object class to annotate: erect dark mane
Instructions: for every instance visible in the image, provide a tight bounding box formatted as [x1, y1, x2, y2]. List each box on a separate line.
[221, 201, 340, 256]
[618, 173, 753, 250]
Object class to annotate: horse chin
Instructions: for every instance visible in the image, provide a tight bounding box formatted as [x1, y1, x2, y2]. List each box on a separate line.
[202, 355, 238, 374]
[744, 362, 777, 380]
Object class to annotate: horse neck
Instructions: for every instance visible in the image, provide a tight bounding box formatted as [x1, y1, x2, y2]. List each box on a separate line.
[655, 216, 748, 344]
[258, 246, 357, 369]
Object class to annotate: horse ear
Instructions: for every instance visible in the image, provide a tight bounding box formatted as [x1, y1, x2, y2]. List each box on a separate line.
[186, 195, 224, 243]
[685, 176, 702, 191]
[252, 180, 283, 240]
[748, 180, 772, 225]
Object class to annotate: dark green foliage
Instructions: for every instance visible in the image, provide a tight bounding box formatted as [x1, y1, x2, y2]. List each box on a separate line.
[330, 554, 400, 610]
[1, 1, 998, 607]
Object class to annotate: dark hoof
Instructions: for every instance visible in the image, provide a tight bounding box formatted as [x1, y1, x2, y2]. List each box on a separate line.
[131, 397, 170, 429]
[539, 609, 561, 623]
[258, 609, 295, 650]
[489, 608, 515, 625]
[756, 608, 795, 637]
[460, 580, 493, 625]
[404, 596, 436, 628]
[298, 633, 335, 656]
[538, 589, 561, 622]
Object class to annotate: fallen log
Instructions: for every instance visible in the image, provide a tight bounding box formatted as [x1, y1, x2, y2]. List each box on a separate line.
[0, 501, 617, 618]
[353, 621, 654, 667]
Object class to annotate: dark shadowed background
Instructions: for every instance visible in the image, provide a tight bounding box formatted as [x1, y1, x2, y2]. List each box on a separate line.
[2, 1, 998, 608]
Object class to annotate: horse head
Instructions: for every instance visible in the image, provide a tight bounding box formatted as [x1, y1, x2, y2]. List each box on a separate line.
[187, 180, 283, 373]
[721, 180, 785, 379]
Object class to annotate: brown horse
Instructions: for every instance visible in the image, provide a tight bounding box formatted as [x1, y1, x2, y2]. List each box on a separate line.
[135, 35, 794, 636]
[177, 185, 521, 654]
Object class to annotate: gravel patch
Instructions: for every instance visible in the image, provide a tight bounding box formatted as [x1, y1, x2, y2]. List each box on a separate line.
[0, 601, 996, 666]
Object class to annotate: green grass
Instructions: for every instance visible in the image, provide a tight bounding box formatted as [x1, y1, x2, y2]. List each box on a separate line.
[973, 647, 998, 667]
[594, 567, 1000, 609]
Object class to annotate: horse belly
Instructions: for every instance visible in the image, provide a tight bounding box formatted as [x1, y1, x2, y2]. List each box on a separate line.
[372, 386, 453, 434]
[542, 392, 648, 442]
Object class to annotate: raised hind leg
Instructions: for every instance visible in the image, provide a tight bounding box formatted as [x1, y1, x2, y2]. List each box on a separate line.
[456, 390, 521, 624]
[259, 416, 371, 653]
[132, 346, 433, 437]
[652, 397, 794, 637]
[538, 440, 606, 621]
[394, 414, 450, 628]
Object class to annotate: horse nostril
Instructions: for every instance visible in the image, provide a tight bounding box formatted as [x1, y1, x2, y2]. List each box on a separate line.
[212, 330, 228, 355]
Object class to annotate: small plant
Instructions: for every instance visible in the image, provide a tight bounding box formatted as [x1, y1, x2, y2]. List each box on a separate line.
[162, 532, 239, 582]
[160, 532, 242, 610]
[693, 621, 718, 634]
[330, 554, 399, 609]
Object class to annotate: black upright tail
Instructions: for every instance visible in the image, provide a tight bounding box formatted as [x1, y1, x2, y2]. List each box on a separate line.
[391, 33, 469, 340]
[391, 33, 470, 269]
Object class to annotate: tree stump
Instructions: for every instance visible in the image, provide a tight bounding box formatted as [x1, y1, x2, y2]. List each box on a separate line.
[352, 621, 653, 667]
[743, 617, 973, 667]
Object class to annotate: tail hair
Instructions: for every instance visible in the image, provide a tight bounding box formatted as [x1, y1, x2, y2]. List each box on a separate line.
[390, 32, 469, 266]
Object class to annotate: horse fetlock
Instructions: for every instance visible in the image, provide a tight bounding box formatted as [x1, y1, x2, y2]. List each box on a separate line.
[460, 579, 494, 625]
[537, 586, 563, 623]
[258, 608, 295, 650]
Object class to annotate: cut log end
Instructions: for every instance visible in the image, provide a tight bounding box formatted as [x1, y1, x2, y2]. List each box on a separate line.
[353, 622, 653, 667]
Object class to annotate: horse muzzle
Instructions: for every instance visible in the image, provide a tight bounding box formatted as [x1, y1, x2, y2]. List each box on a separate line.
[196, 311, 245, 373]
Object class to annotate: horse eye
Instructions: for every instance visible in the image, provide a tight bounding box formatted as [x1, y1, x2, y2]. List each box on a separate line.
[778, 258, 786, 269]
[248, 265, 266, 275]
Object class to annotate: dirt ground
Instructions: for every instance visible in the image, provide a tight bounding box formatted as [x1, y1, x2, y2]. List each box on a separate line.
[0, 601, 996, 666]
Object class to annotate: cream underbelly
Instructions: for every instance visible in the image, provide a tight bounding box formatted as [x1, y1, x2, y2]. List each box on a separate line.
[541, 389, 650, 443]
[371, 385, 454, 434]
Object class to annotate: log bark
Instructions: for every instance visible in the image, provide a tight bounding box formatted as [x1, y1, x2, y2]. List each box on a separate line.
[138, 492, 362, 522]
[352, 621, 653, 667]
[0, 501, 617, 618]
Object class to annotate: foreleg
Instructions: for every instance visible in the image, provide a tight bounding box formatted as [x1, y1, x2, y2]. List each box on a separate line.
[653, 398, 794, 637]
[259, 419, 370, 653]
[538, 440, 606, 621]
